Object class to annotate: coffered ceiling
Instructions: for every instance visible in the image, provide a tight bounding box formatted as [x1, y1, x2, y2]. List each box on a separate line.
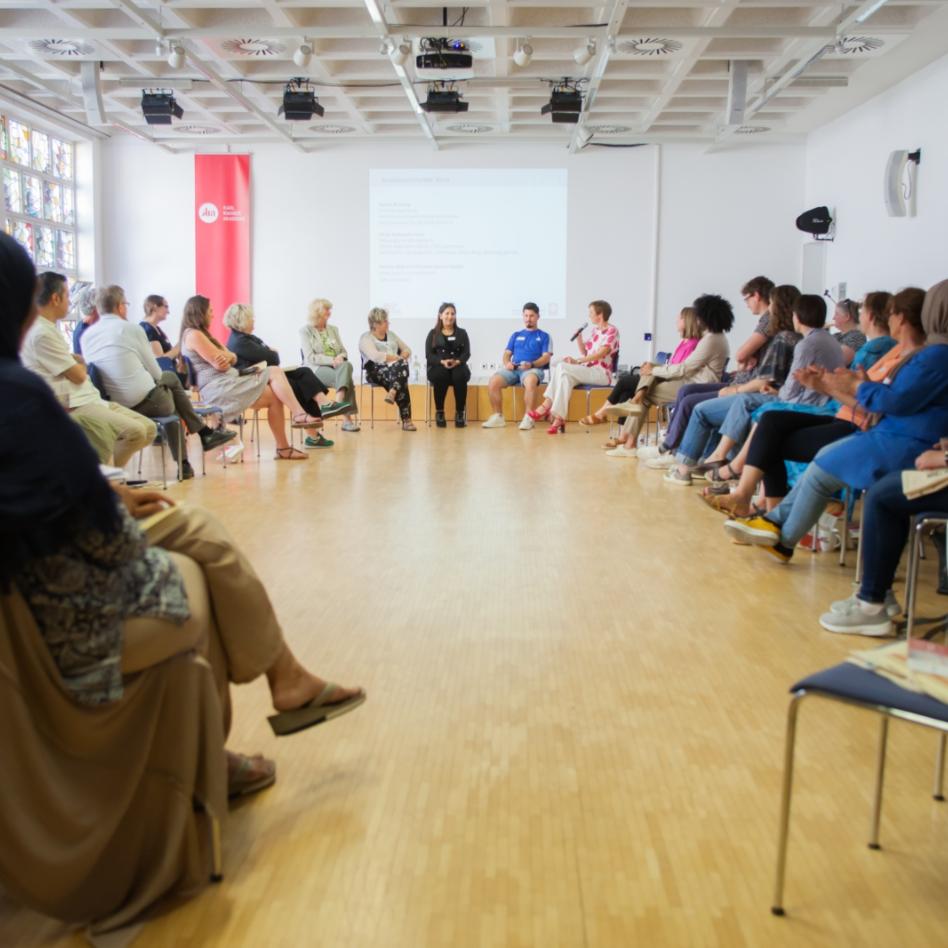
[0, 0, 945, 151]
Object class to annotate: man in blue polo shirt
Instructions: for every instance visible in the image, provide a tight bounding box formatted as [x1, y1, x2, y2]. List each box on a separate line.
[482, 302, 553, 430]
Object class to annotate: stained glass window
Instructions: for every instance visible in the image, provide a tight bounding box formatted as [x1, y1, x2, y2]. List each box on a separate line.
[1, 115, 77, 275]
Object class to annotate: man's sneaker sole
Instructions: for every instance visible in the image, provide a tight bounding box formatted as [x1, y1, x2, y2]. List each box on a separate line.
[723, 518, 780, 544]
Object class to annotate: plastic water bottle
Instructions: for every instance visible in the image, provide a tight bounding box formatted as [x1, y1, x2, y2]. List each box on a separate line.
[412, 354, 421, 382]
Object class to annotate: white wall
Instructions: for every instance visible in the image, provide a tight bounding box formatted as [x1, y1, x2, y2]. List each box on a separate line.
[804, 52, 948, 299]
[99, 138, 805, 372]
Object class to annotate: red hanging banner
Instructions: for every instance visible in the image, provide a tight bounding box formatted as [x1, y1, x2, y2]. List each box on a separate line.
[194, 154, 251, 342]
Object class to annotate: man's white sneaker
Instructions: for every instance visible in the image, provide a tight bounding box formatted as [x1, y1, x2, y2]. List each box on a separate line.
[482, 413, 506, 429]
[819, 599, 894, 637]
[645, 454, 675, 469]
[830, 590, 901, 618]
[637, 444, 662, 460]
[518, 415, 534, 431]
[605, 445, 637, 458]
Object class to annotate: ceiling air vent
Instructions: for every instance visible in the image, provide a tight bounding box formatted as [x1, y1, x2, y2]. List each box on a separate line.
[587, 124, 631, 135]
[615, 38, 683, 57]
[445, 123, 492, 134]
[174, 124, 220, 135]
[835, 35, 884, 55]
[735, 125, 771, 135]
[313, 125, 356, 134]
[221, 39, 287, 57]
[30, 39, 96, 57]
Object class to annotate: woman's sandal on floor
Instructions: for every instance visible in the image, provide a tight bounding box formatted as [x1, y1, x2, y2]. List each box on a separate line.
[227, 752, 276, 800]
[267, 683, 367, 736]
[602, 437, 621, 449]
[275, 446, 308, 460]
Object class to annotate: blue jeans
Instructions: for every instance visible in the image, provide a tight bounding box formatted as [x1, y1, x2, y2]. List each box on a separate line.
[765, 443, 851, 547]
[662, 383, 727, 449]
[496, 367, 544, 386]
[675, 396, 734, 465]
[719, 393, 775, 443]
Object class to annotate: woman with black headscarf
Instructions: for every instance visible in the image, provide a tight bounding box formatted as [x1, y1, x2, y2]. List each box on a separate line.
[0, 231, 364, 746]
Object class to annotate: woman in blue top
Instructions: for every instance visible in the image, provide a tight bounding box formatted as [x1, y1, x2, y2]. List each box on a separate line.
[722, 278, 948, 562]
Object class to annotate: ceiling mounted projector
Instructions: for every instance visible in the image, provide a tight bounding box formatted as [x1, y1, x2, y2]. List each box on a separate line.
[420, 86, 469, 113]
[141, 90, 183, 124]
[541, 85, 583, 124]
[279, 80, 324, 120]
[416, 37, 473, 71]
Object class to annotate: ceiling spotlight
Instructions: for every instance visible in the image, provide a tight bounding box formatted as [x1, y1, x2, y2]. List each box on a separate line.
[141, 90, 183, 125]
[513, 41, 533, 67]
[388, 39, 411, 66]
[279, 78, 323, 120]
[573, 39, 596, 66]
[541, 82, 583, 123]
[293, 43, 313, 68]
[167, 44, 185, 69]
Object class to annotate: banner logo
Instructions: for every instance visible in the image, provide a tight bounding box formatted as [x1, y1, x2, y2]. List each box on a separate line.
[198, 202, 219, 224]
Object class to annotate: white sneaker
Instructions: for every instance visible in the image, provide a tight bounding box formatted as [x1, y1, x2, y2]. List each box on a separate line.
[830, 590, 901, 618]
[645, 454, 675, 469]
[482, 413, 506, 429]
[605, 445, 637, 458]
[637, 444, 662, 460]
[819, 599, 894, 637]
[518, 415, 534, 431]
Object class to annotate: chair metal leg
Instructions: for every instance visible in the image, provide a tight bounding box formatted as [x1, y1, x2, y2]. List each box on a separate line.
[772, 691, 805, 916]
[839, 489, 850, 568]
[512, 385, 519, 422]
[253, 410, 261, 459]
[869, 715, 889, 849]
[934, 734, 946, 801]
[853, 505, 865, 588]
[906, 517, 926, 640]
[157, 426, 168, 490]
[208, 809, 223, 883]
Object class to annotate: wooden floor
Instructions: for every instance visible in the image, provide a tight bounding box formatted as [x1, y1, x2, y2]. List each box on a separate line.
[4, 420, 948, 947]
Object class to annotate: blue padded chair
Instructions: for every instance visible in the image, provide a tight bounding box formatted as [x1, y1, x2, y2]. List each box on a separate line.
[88, 362, 181, 487]
[772, 510, 948, 916]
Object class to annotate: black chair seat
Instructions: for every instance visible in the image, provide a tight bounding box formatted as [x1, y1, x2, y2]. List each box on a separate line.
[792, 662, 948, 724]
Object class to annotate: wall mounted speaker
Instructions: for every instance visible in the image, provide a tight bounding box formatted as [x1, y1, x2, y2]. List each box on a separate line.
[795, 205, 834, 241]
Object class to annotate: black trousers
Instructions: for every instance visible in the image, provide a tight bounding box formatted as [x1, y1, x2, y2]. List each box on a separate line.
[427, 364, 471, 413]
[285, 367, 328, 417]
[606, 370, 641, 405]
[746, 410, 858, 497]
[365, 360, 412, 419]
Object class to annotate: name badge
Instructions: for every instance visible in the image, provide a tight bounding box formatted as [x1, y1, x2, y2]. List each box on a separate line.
[448, 336, 456, 342]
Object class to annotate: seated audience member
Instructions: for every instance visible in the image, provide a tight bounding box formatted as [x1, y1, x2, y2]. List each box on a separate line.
[818, 448, 948, 636]
[664, 293, 844, 483]
[581, 306, 700, 428]
[181, 296, 316, 460]
[709, 288, 925, 517]
[851, 292, 898, 370]
[630, 277, 779, 456]
[82, 285, 235, 478]
[359, 307, 415, 431]
[425, 302, 471, 428]
[22, 272, 156, 466]
[0, 232, 365, 806]
[300, 298, 360, 432]
[71, 284, 98, 355]
[225, 303, 348, 449]
[723, 278, 948, 562]
[642, 285, 801, 463]
[482, 302, 552, 430]
[606, 294, 733, 458]
[529, 299, 619, 435]
[831, 297, 869, 365]
[140, 294, 188, 385]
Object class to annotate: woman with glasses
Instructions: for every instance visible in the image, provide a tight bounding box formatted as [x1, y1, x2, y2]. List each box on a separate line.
[141, 294, 188, 386]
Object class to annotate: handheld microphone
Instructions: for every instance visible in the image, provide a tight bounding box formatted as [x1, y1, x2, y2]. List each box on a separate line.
[570, 322, 587, 342]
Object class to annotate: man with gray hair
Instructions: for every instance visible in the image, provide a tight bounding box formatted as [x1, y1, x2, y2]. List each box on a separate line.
[81, 284, 235, 478]
[71, 284, 98, 355]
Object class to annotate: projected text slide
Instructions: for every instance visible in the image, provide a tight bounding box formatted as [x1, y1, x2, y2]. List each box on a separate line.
[370, 169, 567, 320]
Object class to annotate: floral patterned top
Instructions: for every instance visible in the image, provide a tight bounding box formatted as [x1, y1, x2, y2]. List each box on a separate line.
[15, 504, 189, 706]
[584, 323, 620, 379]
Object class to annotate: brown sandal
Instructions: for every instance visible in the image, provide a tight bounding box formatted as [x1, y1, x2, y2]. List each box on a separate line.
[291, 412, 322, 428]
[275, 446, 308, 460]
[602, 437, 621, 449]
[578, 414, 605, 426]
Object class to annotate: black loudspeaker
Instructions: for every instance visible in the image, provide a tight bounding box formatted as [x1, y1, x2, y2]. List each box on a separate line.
[795, 206, 833, 236]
